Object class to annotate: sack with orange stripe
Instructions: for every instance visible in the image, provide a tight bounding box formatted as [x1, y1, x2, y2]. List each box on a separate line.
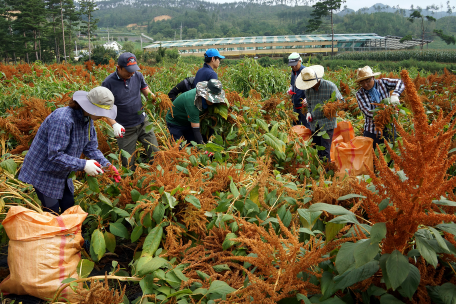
[0, 205, 87, 302]
[333, 136, 374, 178]
[330, 121, 355, 162]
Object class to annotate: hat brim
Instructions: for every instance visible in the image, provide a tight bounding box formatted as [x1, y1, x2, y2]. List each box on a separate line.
[73, 91, 117, 120]
[196, 82, 226, 104]
[295, 65, 325, 90]
[356, 72, 381, 82]
[218, 55, 225, 59]
[288, 61, 299, 67]
[124, 64, 140, 73]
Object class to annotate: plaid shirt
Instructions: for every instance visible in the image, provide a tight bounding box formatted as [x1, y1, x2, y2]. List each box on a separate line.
[356, 78, 405, 134]
[306, 79, 344, 132]
[18, 107, 110, 199]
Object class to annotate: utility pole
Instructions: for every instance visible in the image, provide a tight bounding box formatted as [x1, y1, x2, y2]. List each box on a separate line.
[107, 27, 109, 42]
[180, 23, 182, 40]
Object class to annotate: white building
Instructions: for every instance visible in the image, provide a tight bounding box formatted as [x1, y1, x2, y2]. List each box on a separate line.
[102, 41, 123, 52]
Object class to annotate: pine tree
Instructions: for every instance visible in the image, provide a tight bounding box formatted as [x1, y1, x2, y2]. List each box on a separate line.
[79, 0, 98, 62]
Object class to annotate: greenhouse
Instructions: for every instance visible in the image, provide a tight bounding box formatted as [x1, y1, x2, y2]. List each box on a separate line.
[143, 33, 430, 56]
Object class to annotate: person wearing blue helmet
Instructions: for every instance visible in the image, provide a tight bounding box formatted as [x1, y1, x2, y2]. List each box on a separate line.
[192, 48, 225, 88]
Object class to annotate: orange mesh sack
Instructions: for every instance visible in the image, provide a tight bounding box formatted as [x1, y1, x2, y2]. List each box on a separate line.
[333, 136, 374, 178]
[330, 121, 355, 162]
[0, 205, 87, 302]
[291, 125, 312, 142]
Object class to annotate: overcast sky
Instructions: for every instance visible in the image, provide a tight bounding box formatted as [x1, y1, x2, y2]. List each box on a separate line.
[208, 0, 454, 12]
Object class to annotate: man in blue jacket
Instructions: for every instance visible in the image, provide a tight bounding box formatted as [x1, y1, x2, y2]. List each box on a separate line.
[287, 52, 309, 128]
[192, 48, 225, 88]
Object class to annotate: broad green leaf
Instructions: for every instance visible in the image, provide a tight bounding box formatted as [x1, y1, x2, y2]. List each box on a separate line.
[354, 239, 379, 267]
[104, 231, 116, 253]
[335, 242, 357, 274]
[320, 271, 337, 300]
[369, 223, 387, 244]
[213, 264, 231, 272]
[270, 123, 280, 137]
[153, 203, 165, 224]
[167, 289, 193, 299]
[185, 195, 201, 209]
[143, 226, 163, 256]
[325, 222, 345, 243]
[378, 198, 390, 211]
[109, 222, 130, 239]
[131, 189, 141, 202]
[329, 214, 359, 224]
[249, 185, 260, 207]
[140, 274, 156, 294]
[337, 193, 367, 201]
[255, 118, 269, 132]
[131, 225, 144, 243]
[222, 232, 237, 251]
[91, 229, 106, 260]
[173, 268, 189, 282]
[113, 207, 130, 218]
[297, 294, 312, 304]
[165, 270, 182, 288]
[213, 103, 228, 119]
[297, 209, 322, 229]
[432, 197, 456, 206]
[0, 159, 17, 174]
[397, 264, 420, 299]
[98, 193, 113, 207]
[120, 149, 131, 162]
[436, 223, 456, 236]
[136, 256, 169, 276]
[415, 233, 438, 267]
[380, 294, 405, 304]
[334, 260, 379, 290]
[386, 250, 410, 290]
[439, 282, 456, 304]
[61, 278, 77, 284]
[205, 142, 224, 152]
[264, 133, 286, 152]
[77, 259, 94, 278]
[308, 202, 354, 216]
[196, 270, 210, 280]
[162, 192, 178, 209]
[230, 180, 240, 197]
[429, 226, 450, 253]
[207, 280, 236, 296]
[87, 176, 100, 193]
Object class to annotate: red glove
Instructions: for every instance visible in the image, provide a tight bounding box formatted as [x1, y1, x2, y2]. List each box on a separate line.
[288, 89, 296, 95]
[108, 165, 121, 183]
[204, 151, 214, 157]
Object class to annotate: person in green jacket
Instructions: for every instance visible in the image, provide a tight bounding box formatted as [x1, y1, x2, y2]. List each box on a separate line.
[166, 79, 226, 145]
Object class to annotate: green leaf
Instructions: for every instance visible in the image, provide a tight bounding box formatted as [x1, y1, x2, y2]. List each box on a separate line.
[113, 207, 130, 218]
[370, 223, 387, 244]
[213, 264, 231, 272]
[297, 294, 312, 304]
[354, 239, 379, 268]
[87, 176, 100, 193]
[185, 195, 201, 209]
[162, 192, 178, 209]
[143, 226, 163, 256]
[165, 270, 182, 288]
[77, 259, 95, 278]
[61, 278, 77, 284]
[436, 223, 456, 236]
[264, 133, 286, 152]
[397, 264, 420, 299]
[98, 193, 113, 207]
[335, 242, 357, 274]
[173, 268, 189, 282]
[0, 159, 17, 174]
[329, 214, 359, 224]
[104, 231, 116, 253]
[131, 189, 141, 202]
[432, 197, 456, 206]
[325, 222, 345, 243]
[429, 226, 450, 253]
[131, 225, 144, 243]
[230, 180, 240, 197]
[337, 194, 367, 201]
[109, 222, 130, 239]
[196, 270, 210, 280]
[207, 280, 236, 296]
[334, 260, 379, 290]
[120, 149, 131, 161]
[222, 232, 237, 250]
[213, 103, 229, 119]
[153, 203, 165, 224]
[91, 229, 106, 260]
[380, 294, 405, 304]
[136, 257, 169, 276]
[205, 142, 224, 152]
[415, 233, 438, 267]
[439, 282, 456, 304]
[386, 250, 410, 290]
[140, 274, 156, 294]
[378, 198, 390, 211]
[167, 289, 193, 299]
[320, 271, 337, 300]
[255, 118, 269, 132]
[308, 202, 355, 216]
[297, 209, 322, 229]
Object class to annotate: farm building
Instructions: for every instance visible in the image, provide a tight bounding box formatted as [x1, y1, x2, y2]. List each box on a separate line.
[143, 33, 431, 57]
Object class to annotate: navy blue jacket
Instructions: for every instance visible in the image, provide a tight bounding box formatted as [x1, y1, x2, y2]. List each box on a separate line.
[290, 65, 306, 111]
[192, 63, 218, 88]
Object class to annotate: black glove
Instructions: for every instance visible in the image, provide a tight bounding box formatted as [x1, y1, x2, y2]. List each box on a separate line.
[192, 127, 205, 145]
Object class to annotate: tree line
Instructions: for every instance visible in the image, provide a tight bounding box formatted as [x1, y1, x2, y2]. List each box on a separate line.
[0, 0, 99, 64]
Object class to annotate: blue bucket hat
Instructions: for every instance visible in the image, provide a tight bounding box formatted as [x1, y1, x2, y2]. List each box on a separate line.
[204, 48, 225, 59]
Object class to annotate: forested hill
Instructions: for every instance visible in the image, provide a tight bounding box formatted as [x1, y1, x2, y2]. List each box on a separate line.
[92, 0, 456, 46]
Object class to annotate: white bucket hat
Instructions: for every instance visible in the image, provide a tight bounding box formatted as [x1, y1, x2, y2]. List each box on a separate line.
[73, 87, 117, 120]
[356, 66, 381, 83]
[295, 65, 325, 90]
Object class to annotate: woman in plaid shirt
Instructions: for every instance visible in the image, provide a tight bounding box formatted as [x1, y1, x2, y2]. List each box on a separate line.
[355, 66, 405, 150]
[18, 87, 121, 214]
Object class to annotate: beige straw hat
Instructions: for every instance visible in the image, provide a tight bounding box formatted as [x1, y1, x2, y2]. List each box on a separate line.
[295, 65, 325, 90]
[356, 66, 381, 83]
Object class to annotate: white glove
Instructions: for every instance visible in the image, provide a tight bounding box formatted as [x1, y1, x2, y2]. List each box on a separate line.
[112, 123, 125, 138]
[302, 98, 307, 106]
[287, 86, 293, 95]
[306, 113, 313, 122]
[390, 95, 400, 106]
[84, 160, 104, 176]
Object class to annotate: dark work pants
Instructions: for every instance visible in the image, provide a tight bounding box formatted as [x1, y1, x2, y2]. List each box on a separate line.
[312, 128, 334, 162]
[34, 182, 74, 214]
[363, 126, 396, 151]
[293, 109, 311, 129]
[167, 122, 197, 144]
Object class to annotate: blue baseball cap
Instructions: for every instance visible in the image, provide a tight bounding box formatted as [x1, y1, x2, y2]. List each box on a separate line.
[204, 48, 225, 59]
[118, 52, 140, 73]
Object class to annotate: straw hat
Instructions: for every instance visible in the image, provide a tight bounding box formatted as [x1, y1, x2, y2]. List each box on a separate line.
[356, 66, 381, 83]
[73, 87, 117, 119]
[295, 65, 325, 90]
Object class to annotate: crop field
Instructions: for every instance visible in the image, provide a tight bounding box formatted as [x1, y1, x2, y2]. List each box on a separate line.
[1, 59, 456, 304]
[335, 49, 456, 63]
